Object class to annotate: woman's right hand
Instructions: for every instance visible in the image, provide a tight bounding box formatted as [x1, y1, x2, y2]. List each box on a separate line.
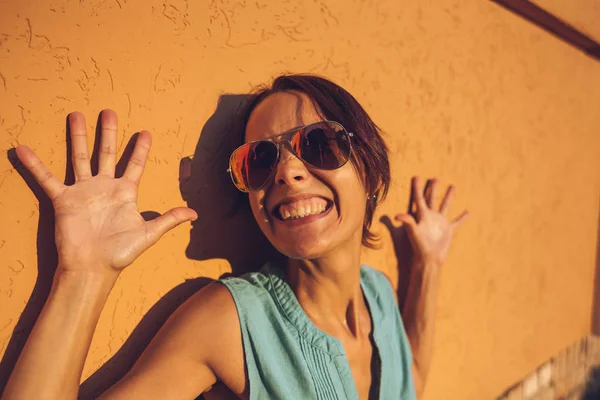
[15, 109, 197, 275]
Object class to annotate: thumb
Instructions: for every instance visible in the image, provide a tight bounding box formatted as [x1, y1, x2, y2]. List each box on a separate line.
[145, 207, 197, 245]
[394, 213, 417, 230]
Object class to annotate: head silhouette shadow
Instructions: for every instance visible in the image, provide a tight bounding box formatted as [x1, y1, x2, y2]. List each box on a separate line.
[180, 93, 279, 276]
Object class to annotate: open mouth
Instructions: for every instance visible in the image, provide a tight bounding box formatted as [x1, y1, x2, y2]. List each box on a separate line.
[272, 197, 333, 221]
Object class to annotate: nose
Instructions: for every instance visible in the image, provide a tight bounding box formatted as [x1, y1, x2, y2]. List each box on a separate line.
[273, 146, 309, 187]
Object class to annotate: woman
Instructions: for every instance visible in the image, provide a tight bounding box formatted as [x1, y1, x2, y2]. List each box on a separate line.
[3, 74, 467, 399]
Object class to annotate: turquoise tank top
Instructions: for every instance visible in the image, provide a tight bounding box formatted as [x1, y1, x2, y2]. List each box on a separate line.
[219, 263, 417, 400]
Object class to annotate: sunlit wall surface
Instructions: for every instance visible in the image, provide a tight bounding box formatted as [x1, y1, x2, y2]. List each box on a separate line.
[1, 0, 599, 398]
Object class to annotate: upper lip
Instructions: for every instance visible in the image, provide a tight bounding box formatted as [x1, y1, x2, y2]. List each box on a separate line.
[270, 193, 332, 215]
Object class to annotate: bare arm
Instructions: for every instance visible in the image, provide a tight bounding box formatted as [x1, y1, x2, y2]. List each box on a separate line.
[2, 110, 198, 399]
[2, 269, 117, 399]
[389, 176, 468, 398]
[401, 262, 439, 397]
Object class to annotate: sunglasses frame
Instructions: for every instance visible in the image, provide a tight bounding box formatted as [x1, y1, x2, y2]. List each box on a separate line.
[227, 120, 355, 193]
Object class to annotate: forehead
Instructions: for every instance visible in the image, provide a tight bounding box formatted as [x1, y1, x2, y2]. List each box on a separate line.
[245, 91, 324, 143]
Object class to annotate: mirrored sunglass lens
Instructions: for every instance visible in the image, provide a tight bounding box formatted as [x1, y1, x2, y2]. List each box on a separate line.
[246, 141, 278, 190]
[230, 146, 250, 191]
[297, 122, 350, 169]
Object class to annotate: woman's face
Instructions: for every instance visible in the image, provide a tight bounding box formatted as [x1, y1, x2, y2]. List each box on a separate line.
[245, 91, 367, 259]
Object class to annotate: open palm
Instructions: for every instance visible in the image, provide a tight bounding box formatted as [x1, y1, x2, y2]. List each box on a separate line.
[15, 110, 197, 273]
[394, 177, 468, 268]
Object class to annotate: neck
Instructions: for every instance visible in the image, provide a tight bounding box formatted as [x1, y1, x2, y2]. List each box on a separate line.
[285, 239, 368, 338]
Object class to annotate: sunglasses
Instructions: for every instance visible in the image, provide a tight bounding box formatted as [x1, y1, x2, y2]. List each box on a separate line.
[227, 121, 354, 192]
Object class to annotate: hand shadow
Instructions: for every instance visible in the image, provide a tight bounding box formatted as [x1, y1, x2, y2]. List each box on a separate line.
[179, 94, 279, 276]
[379, 215, 414, 312]
[0, 117, 73, 394]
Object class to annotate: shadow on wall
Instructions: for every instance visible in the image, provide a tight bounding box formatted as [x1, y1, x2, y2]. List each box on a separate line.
[1, 140, 64, 396]
[0, 94, 277, 398]
[180, 94, 279, 277]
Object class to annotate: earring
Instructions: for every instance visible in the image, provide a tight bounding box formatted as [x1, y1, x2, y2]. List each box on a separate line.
[367, 194, 378, 204]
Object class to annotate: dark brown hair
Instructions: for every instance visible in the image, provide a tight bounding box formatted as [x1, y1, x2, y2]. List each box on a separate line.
[240, 74, 391, 248]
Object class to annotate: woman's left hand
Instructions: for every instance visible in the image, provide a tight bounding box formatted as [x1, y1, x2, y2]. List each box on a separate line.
[393, 177, 468, 269]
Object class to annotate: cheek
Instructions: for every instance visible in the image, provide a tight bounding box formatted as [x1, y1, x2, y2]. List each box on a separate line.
[340, 191, 367, 232]
[248, 193, 265, 223]
[336, 166, 367, 210]
[337, 170, 368, 231]
[248, 191, 275, 242]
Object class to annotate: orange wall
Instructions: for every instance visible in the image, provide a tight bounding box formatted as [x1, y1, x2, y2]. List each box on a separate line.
[1, 0, 599, 399]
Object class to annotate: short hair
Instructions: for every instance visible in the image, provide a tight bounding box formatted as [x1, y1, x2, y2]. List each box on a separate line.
[240, 74, 391, 248]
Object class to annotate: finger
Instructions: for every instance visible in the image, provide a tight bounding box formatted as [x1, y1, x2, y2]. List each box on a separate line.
[15, 145, 64, 200]
[440, 185, 455, 214]
[412, 176, 427, 218]
[452, 210, 469, 227]
[122, 131, 152, 184]
[97, 109, 118, 177]
[68, 112, 92, 181]
[144, 207, 198, 245]
[394, 213, 417, 229]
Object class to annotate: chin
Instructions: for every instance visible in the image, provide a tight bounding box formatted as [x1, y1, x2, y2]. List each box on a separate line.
[272, 236, 330, 260]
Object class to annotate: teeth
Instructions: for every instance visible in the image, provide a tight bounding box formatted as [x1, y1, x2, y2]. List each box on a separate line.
[278, 198, 329, 221]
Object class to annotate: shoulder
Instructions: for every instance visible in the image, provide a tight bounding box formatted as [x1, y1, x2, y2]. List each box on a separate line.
[161, 282, 241, 351]
[165, 281, 239, 336]
[106, 282, 248, 398]
[177, 281, 239, 326]
[181, 270, 272, 323]
[168, 282, 247, 395]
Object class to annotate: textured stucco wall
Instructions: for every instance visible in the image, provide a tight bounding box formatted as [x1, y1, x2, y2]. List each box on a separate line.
[1, 0, 599, 399]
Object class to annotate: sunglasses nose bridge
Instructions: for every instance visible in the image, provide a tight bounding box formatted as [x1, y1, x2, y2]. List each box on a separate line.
[276, 138, 294, 152]
[271, 138, 310, 185]
[274, 138, 299, 161]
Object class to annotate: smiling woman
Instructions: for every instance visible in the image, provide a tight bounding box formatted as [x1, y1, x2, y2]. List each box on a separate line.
[2, 74, 467, 400]
[240, 76, 392, 249]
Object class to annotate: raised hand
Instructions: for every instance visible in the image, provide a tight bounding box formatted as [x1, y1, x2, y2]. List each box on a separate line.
[15, 109, 197, 274]
[393, 177, 468, 268]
